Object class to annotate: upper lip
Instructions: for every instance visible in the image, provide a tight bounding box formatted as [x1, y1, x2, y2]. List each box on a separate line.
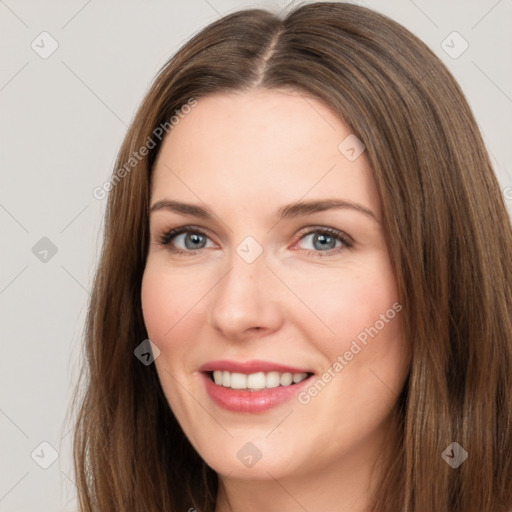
[199, 359, 313, 374]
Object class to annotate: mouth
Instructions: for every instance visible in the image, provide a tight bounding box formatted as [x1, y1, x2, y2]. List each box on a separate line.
[199, 360, 315, 413]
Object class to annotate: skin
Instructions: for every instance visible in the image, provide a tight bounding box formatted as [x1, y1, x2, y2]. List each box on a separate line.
[141, 88, 411, 512]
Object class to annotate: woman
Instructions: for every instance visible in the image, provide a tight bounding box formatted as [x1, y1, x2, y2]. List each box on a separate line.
[72, 2, 512, 511]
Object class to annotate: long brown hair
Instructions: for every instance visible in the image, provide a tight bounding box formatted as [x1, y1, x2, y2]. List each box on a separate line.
[71, 2, 512, 511]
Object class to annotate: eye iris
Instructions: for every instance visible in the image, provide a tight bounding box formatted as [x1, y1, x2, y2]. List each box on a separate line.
[185, 233, 206, 249]
[314, 233, 336, 250]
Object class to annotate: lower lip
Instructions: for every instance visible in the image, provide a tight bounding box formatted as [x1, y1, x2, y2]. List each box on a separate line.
[202, 372, 313, 413]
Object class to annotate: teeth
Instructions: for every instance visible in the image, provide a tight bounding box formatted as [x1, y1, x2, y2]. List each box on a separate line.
[280, 372, 293, 386]
[247, 372, 266, 390]
[230, 372, 247, 389]
[293, 373, 306, 383]
[266, 371, 281, 388]
[211, 370, 309, 390]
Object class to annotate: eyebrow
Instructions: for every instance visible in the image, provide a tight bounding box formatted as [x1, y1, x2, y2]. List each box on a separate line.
[149, 198, 379, 223]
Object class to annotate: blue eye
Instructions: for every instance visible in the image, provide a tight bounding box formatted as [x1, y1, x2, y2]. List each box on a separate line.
[299, 230, 342, 251]
[157, 226, 352, 257]
[158, 228, 212, 253]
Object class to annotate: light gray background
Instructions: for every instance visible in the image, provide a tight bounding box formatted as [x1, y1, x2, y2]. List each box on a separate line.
[1, 1, 511, 510]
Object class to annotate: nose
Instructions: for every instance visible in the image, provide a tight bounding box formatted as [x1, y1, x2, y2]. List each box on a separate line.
[207, 250, 283, 340]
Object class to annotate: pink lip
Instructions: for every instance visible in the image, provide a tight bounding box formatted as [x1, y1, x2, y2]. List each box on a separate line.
[199, 360, 314, 413]
[198, 359, 312, 374]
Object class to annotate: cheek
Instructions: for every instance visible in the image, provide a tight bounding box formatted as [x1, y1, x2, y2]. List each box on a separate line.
[141, 268, 170, 341]
[288, 260, 400, 346]
[140, 262, 208, 342]
[141, 264, 204, 417]
[288, 254, 406, 391]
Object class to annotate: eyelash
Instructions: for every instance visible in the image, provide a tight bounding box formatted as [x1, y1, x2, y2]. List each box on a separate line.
[156, 225, 353, 258]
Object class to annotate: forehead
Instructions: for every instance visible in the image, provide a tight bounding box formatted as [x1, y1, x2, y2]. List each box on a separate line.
[150, 89, 379, 218]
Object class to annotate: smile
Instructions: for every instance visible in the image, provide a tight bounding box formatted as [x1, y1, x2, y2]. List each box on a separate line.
[199, 360, 315, 413]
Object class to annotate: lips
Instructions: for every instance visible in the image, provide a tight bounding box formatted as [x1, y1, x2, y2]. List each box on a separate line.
[199, 359, 313, 374]
[199, 359, 315, 413]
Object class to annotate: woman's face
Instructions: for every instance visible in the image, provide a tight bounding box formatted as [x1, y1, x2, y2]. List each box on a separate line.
[141, 88, 410, 483]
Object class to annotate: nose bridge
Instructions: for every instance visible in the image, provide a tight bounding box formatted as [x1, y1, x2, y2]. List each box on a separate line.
[207, 241, 281, 337]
